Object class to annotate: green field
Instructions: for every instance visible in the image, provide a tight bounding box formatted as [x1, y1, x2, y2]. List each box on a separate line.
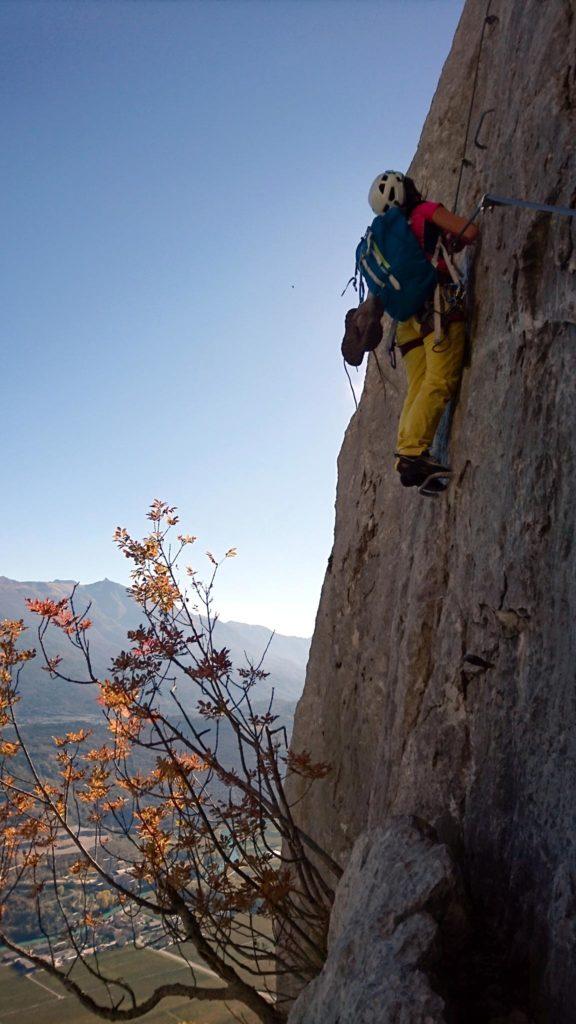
[0, 946, 263, 1024]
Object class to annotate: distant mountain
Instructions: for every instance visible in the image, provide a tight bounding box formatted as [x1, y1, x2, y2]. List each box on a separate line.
[0, 577, 310, 722]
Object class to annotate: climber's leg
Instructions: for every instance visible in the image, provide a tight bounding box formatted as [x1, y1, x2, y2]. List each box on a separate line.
[396, 320, 466, 457]
[396, 317, 426, 453]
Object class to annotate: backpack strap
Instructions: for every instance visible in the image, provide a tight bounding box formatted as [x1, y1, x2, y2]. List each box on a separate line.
[397, 337, 424, 358]
[358, 227, 402, 295]
[369, 235, 402, 291]
[431, 241, 443, 345]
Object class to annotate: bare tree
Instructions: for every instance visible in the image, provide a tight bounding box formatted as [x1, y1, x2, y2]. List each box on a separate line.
[0, 501, 341, 1023]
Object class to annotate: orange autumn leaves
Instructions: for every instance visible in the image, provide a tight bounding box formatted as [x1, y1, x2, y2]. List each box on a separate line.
[0, 500, 335, 1004]
[25, 597, 92, 635]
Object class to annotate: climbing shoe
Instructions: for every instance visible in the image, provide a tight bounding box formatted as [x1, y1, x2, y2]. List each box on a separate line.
[362, 314, 384, 352]
[419, 474, 449, 497]
[341, 309, 365, 367]
[341, 298, 384, 367]
[395, 452, 450, 493]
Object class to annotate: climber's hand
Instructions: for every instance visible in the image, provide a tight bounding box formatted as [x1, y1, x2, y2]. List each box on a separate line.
[444, 231, 466, 254]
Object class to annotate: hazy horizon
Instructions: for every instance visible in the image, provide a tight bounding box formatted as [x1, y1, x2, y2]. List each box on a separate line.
[2, 0, 465, 635]
[0, 573, 312, 639]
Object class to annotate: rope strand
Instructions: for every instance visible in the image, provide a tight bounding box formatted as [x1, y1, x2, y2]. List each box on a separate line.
[343, 359, 359, 411]
[342, 5, 497, 410]
[453, 0, 495, 212]
[373, 350, 388, 396]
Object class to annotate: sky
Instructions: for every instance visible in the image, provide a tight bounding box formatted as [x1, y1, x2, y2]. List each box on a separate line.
[2, 0, 464, 637]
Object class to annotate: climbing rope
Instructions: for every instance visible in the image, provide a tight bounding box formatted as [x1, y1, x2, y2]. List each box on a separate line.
[453, 0, 497, 212]
[342, 2, 500, 411]
[342, 347, 393, 413]
[373, 349, 388, 396]
[343, 358, 359, 411]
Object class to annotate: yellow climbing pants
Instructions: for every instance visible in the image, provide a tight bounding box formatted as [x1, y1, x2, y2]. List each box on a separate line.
[396, 317, 466, 457]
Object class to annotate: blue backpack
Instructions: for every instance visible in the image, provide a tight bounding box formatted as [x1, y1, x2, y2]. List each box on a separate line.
[353, 207, 438, 321]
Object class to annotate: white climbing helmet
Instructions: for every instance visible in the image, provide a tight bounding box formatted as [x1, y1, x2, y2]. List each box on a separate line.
[368, 170, 406, 215]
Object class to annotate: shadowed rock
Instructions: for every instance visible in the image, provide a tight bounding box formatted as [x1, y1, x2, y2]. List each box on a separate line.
[288, 818, 463, 1024]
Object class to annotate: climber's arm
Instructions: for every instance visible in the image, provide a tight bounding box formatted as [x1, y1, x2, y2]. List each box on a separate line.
[431, 205, 479, 243]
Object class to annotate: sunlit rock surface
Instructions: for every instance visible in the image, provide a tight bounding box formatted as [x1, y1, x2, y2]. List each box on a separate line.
[288, 0, 576, 1018]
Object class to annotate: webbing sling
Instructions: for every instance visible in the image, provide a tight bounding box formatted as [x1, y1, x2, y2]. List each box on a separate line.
[431, 240, 463, 346]
[483, 193, 576, 218]
[454, 192, 576, 247]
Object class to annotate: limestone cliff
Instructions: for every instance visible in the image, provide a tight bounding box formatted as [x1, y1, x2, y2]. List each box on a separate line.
[289, 0, 576, 1019]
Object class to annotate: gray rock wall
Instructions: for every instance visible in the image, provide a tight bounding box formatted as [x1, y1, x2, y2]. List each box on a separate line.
[288, 819, 460, 1024]
[288, 0, 576, 1019]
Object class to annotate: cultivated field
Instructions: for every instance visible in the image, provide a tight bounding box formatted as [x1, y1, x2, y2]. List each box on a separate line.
[0, 945, 261, 1024]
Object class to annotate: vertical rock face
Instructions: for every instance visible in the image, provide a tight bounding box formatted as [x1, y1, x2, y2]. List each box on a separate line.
[288, 819, 461, 1024]
[289, 0, 576, 1018]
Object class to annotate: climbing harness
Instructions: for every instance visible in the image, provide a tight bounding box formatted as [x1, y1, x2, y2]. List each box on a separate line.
[340, 0, 574, 413]
[341, 183, 576, 404]
[431, 240, 465, 350]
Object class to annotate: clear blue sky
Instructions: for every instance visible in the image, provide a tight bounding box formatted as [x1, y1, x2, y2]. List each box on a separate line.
[2, 0, 464, 636]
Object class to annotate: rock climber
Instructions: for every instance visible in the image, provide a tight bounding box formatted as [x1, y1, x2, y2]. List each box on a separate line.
[343, 171, 479, 493]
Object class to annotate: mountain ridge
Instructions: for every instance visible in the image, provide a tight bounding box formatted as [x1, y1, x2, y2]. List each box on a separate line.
[0, 576, 309, 721]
